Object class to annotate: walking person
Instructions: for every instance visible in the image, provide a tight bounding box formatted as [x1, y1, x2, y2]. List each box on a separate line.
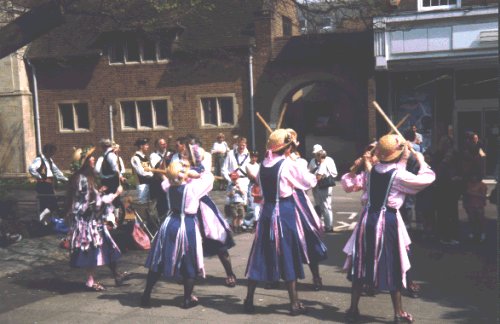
[65, 146, 128, 291]
[341, 135, 435, 323]
[29, 143, 68, 224]
[141, 161, 213, 308]
[308, 145, 337, 232]
[244, 129, 317, 316]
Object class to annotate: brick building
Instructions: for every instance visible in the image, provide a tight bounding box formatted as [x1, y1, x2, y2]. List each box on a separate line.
[22, 0, 375, 173]
[22, 0, 299, 170]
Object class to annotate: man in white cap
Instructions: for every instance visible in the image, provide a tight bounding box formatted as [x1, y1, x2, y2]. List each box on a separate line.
[308, 144, 337, 232]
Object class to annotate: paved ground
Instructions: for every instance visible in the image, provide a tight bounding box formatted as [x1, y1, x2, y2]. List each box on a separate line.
[0, 186, 497, 323]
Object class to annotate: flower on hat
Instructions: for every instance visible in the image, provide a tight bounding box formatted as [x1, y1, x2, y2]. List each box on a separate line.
[70, 146, 95, 172]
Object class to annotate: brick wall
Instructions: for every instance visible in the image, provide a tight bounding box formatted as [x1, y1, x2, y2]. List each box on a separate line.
[35, 54, 248, 170]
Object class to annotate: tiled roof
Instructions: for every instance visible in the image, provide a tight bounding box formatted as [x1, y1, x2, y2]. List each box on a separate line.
[26, 0, 262, 59]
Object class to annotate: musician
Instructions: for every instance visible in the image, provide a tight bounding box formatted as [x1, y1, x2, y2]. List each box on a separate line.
[96, 139, 125, 198]
[149, 138, 173, 219]
[131, 138, 158, 229]
[29, 143, 68, 223]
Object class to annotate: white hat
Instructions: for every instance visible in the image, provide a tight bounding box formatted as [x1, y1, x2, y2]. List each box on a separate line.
[312, 144, 323, 154]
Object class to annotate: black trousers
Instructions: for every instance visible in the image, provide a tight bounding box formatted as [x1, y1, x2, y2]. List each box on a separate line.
[36, 181, 58, 213]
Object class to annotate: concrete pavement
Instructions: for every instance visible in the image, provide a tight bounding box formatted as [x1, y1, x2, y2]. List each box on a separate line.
[0, 187, 496, 323]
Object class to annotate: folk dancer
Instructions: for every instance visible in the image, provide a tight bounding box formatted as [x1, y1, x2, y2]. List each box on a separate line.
[341, 134, 435, 323]
[141, 161, 213, 309]
[244, 129, 317, 316]
[29, 143, 68, 224]
[66, 146, 128, 291]
[287, 129, 328, 291]
[184, 136, 237, 288]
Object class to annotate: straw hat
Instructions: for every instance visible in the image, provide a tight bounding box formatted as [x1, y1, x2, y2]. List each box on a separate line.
[71, 146, 95, 171]
[266, 129, 293, 153]
[376, 135, 405, 162]
[166, 160, 187, 185]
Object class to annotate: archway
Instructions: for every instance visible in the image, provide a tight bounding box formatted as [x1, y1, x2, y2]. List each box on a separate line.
[269, 72, 367, 173]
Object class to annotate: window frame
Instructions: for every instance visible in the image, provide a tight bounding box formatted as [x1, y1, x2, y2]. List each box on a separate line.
[118, 96, 173, 131]
[418, 0, 460, 12]
[108, 37, 170, 65]
[198, 94, 238, 129]
[57, 101, 91, 133]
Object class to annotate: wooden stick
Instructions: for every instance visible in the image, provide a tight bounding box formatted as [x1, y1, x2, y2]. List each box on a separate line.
[256, 112, 273, 133]
[372, 101, 415, 153]
[145, 167, 167, 175]
[387, 113, 410, 135]
[276, 103, 288, 129]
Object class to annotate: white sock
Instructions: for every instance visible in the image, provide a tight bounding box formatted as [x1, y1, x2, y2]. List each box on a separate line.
[39, 208, 51, 222]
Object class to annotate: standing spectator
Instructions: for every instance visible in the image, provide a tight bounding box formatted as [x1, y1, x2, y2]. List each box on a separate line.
[243, 151, 261, 230]
[222, 137, 251, 220]
[211, 133, 230, 190]
[463, 174, 487, 242]
[29, 143, 68, 224]
[171, 136, 188, 163]
[308, 145, 337, 232]
[435, 131, 463, 246]
[226, 172, 247, 233]
[411, 124, 423, 146]
[131, 138, 158, 230]
[463, 132, 486, 180]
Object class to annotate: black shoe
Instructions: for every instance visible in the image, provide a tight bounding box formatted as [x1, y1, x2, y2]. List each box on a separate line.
[243, 299, 255, 313]
[181, 298, 199, 309]
[313, 277, 323, 291]
[140, 294, 151, 308]
[345, 308, 360, 323]
[290, 302, 308, 316]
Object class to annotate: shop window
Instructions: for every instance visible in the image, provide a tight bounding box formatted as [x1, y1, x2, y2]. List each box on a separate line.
[120, 98, 170, 130]
[200, 96, 236, 127]
[419, 0, 460, 11]
[58, 102, 90, 132]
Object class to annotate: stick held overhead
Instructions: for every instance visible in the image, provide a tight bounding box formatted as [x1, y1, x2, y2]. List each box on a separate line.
[256, 112, 273, 133]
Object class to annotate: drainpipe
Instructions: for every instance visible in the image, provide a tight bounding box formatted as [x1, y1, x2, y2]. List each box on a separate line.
[25, 58, 41, 155]
[109, 105, 114, 142]
[248, 42, 256, 151]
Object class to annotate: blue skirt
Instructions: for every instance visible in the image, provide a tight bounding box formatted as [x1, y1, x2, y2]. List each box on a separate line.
[294, 190, 328, 263]
[145, 214, 199, 279]
[70, 225, 121, 268]
[246, 197, 305, 282]
[349, 209, 402, 291]
[198, 195, 235, 257]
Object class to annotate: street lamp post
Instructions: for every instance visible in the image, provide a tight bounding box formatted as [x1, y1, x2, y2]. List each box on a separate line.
[248, 38, 256, 151]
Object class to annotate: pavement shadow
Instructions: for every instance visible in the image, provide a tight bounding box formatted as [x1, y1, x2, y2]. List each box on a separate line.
[97, 291, 186, 309]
